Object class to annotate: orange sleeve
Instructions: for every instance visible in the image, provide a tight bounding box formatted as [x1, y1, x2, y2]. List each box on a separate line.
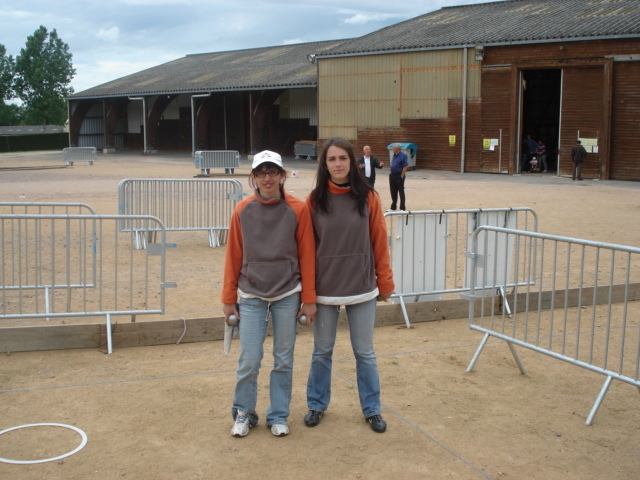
[221, 201, 246, 304]
[367, 191, 395, 294]
[290, 195, 317, 304]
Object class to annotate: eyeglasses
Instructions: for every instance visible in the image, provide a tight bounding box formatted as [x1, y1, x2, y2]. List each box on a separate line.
[254, 168, 281, 178]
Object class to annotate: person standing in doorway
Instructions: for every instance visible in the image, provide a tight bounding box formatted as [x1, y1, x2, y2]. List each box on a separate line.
[388, 143, 409, 211]
[536, 139, 547, 173]
[222, 150, 317, 438]
[525, 134, 538, 172]
[570, 139, 587, 181]
[304, 137, 395, 434]
[357, 145, 384, 187]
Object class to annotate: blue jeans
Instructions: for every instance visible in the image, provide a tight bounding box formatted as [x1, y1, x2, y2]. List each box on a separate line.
[306, 299, 381, 418]
[389, 173, 406, 211]
[231, 293, 299, 426]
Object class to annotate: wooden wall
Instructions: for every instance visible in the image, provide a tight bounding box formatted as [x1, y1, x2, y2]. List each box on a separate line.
[610, 60, 640, 181]
[325, 99, 483, 172]
[321, 38, 640, 179]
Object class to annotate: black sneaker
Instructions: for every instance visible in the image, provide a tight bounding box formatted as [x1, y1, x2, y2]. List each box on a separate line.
[304, 410, 324, 427]
[366, 414, 387, 433]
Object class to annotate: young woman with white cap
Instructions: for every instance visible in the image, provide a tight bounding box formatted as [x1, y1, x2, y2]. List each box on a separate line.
[222, 150, 317, 437]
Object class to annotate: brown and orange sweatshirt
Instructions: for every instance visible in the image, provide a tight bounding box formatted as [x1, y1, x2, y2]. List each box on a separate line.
[221, 192, 316, 305]
[306, 181, 394, 305]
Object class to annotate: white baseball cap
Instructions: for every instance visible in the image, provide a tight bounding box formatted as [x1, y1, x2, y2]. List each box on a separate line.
[252, 150, 283, 170]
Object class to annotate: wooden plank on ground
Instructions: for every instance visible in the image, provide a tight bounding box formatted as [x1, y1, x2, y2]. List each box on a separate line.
[0, 323, 101, 352]
[106, 317, 226, 349]
[505, 283, 640, 312]
[3, 283, 639, 353]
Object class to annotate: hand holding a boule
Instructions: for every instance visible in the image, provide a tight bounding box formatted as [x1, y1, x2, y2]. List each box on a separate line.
[223, 303, 239, 325]
[298, 302, 317, 327]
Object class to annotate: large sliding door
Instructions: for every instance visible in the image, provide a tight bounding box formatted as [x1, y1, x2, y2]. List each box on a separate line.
[559, 66, 606, 179]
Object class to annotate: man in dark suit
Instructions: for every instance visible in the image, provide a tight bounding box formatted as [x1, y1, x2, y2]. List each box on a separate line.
[357, 145, 384, 187]
[570, 139, 588, 181]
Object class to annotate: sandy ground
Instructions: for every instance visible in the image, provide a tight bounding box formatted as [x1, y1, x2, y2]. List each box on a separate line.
[1, 150, 639, 479]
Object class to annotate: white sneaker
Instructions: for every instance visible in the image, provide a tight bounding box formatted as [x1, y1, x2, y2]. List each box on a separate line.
[231, 410, 252, 437]
[270, 424, 289, 437]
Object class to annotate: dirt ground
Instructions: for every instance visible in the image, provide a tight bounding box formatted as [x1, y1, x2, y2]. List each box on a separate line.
[1, 150, 639, 479]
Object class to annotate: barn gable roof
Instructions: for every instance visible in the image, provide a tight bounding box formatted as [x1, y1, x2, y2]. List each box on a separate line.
[70, 0, 640, 100]
[318, 0, 640, 57]
[70, 40, 346, 100]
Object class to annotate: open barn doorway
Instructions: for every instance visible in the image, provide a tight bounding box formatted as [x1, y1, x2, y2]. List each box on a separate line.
[520, 69, 561, 173]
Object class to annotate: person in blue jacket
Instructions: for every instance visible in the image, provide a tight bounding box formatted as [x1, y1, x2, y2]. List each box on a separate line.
[388, 143, 409, 211]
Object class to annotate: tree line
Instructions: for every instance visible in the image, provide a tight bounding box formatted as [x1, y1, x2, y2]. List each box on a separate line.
[0, 26, 75, 127]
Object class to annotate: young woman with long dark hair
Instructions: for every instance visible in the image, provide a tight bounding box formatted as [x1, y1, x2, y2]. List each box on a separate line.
[303, 137, 394, 433]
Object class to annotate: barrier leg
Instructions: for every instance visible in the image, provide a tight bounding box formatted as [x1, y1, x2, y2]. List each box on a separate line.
[209, 229, 221, 248]
[507, 341, 527, 375]
[586, 375, 613, 426]
[45, 286, 51, 322]
[106, 313, 113, 354]
[499, 286, 512, 318]
[398, 295, 411, 328]
[466, 332, 490, 372]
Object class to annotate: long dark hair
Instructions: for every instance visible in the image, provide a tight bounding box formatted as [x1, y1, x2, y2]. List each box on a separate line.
[310, 137, 373, 216]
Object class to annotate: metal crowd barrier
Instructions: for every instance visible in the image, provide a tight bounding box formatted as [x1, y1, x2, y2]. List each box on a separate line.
[194, 150, 240, 175]
[464, 226, 640, 425]
[0, 202, 96, 215]
[384, 208, 538, 327]
[118, 178, 244, 249]
[294, 141, 317, 160]
[0, 214, 176, 353]
[63, 147, 97, 166]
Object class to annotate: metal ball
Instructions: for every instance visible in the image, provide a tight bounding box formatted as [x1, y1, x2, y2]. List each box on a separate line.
[227, 314, 239, 326]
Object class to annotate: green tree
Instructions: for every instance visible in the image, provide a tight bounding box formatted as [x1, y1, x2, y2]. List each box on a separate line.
[14, 26, 75, 125]
[0, 44, 15, 102]
[0, 43, 20, 126]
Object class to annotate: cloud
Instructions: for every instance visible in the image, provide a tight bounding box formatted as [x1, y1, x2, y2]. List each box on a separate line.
[96, 26, 120, 43]
[72, 57, 172, 92]
[337, 9, 404, 25]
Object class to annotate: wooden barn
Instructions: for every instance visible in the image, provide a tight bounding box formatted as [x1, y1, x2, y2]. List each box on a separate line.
[315, 0, 640, 180]
[67, 0, 640, 180]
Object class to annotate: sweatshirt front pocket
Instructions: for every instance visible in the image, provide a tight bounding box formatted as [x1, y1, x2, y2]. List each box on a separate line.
[317, 254, 371, 297]
[244, 260, 293, 297]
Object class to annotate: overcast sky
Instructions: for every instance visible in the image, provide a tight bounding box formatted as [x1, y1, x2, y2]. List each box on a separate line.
[1, 0, 494, 95]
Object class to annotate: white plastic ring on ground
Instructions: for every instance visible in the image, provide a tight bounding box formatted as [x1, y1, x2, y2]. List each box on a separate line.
[0, 423, 88, 465]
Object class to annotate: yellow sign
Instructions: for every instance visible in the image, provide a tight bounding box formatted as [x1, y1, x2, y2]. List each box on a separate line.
[483, 138, 491, 150]
[579, 137, 599, 153]
[449, 135, 456, 147]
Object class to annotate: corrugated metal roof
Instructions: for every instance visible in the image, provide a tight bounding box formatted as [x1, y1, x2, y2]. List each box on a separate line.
[70, 40, 347, 99]
[70, 0, 640, 100]
[318, 0, 640, 57]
